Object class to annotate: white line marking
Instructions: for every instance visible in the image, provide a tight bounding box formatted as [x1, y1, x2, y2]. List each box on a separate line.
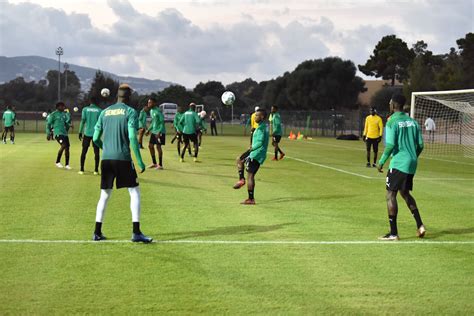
[301, 140, 474, 166]
[0, 239, 472, 245]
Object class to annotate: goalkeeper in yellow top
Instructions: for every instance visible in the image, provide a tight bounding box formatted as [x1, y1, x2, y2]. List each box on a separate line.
[363, 107, 383, 167]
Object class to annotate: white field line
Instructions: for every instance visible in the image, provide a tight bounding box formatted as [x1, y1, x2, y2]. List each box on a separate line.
[298, 140, 474, 166]
[280, 155, 473, 181]
[0, 239, 473, 245]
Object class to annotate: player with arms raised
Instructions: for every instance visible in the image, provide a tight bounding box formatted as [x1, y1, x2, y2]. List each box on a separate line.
[92, 84, 151, 243]
[377, 94, 426, 241]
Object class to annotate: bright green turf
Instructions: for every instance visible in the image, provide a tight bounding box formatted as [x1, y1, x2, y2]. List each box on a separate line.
[0, 133, 473, 314]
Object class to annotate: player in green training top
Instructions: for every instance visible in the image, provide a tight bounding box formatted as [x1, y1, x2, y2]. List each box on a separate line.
[78, 97, 102, 175]
[270, 105, 285, 161]
[138, 104, 148, 149]
[179, 103, 200, 162]
[2, 105, 16, 144]
[46, 102, 72, 169]
[145, 98, 165, 169]
[377, 94, 426, 241]
[171, 105, 185, 156]
[197, 111, 207, 147]
[92, 84, 151, 243]
[233, 108, 269, 205]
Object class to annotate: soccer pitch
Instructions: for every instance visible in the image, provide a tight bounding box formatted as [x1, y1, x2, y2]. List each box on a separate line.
[0, 133, 473, 314]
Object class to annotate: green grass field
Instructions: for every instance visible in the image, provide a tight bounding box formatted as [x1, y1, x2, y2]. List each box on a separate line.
[0, 133, 473, 314]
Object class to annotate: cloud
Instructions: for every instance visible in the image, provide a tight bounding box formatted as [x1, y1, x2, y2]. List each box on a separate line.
[1, 0, 472, 87]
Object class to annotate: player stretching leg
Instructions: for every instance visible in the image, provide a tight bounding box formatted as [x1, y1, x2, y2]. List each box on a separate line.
[46, 102, 72, 169]
[146, 97, 165, 169]
[233, 109, 269, 205]
[92, 84, 151, 243]
[270, 106, 285, 160]
[78, 97, 101, 175]
[377, 94, 426, 241]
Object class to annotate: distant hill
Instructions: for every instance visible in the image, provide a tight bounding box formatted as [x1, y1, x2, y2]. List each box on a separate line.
[0, 55, 175, 94]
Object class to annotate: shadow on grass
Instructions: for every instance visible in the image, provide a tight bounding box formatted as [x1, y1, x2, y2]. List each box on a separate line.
[426, 227, 474, 239]
[140, 178, 208, 191]
[158, 222, 297, 240]
[262, 195, 358, 204]
[165, 168, 236, 180]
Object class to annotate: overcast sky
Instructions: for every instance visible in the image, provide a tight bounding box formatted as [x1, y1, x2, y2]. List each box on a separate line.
[1, 0, 473, 87]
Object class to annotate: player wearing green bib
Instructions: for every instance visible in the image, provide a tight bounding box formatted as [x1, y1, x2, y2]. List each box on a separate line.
[138, 105, 148, 149]
[171, 106, 185, 156]
[46, 102, 71, 169]
[377, 94, 426, 241]
[179, 103, 200, 162]
[270, 106, 285, 161]
[2, 105, 16, 144]
[145, 98, 165, 169]
[233, 108, 269, 205]
[92, 84, 151, 243]
[78, 98, 102, 175]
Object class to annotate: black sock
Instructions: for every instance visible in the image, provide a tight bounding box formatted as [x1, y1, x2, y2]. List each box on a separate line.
[411, 209, 423, 228]
[65, 149, 70, 165]
[278, 149, 284, 155]
[133, 222, 141, 234]
[238, 169, 245, 180]
[389, 215, 398, 235]
[248, 190, 254, 200]
[275, 149, 278, 159]
[159, 155, 163, 166]
[151, 155, 157, 165]
[94, 222, 102, 235]
[80, 151, 86, 171]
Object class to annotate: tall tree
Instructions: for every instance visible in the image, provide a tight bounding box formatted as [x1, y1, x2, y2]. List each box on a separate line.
[456, 32, 474, 87]
[87, 71, 119, 105]
[193, 81, 225, 98]
[359, 35, 415, 86]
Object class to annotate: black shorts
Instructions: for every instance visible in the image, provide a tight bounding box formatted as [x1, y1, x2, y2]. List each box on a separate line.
[82, 135, 99, 149]
[101, 160, 139, 190]
[183, 133, 198, 144]
[4, 126, 14, 133]
[272, 134, 282, 143]
[149, 133, 165, 146]
[239, 149, 251, 161]
[55, 135, 70, 147]
[245, 157, 260, 174]
[386, 168, 414, 192]
[366, 137, 379, 152]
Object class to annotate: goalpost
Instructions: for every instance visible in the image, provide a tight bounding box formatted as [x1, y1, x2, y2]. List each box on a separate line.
[410, 89, 474, 158]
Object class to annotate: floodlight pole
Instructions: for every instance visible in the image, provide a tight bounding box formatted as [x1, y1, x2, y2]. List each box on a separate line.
[64, 62, 69, 94]
[55, 47, 64, 101]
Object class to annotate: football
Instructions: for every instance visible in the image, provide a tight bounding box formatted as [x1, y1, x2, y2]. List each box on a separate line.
[221, 91, 235, 106]
[101, 88, 110, 97]
[73, 107, 79, 112]
[42, 112, 47, 118]
[200, 110, 207, 118]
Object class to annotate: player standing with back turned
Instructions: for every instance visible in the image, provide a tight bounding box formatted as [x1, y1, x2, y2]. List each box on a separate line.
[92, 84, 151, 243]
[78, 97, 101, 175]
[377, 94, 426, 241]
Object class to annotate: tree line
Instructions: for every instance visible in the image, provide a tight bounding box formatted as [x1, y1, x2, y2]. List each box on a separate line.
[1, 32, 472, 117]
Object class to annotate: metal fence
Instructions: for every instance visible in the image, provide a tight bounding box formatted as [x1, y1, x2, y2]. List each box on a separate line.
[2, 110, 389, 137]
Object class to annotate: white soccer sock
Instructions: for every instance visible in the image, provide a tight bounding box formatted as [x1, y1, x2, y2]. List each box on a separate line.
[96, 189, 112, 222]
[128, 186, 141, 222]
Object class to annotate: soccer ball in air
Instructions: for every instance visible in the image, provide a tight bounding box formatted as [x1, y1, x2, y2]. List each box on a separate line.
[200, 110, 207, 118]
[42, 112, 47, 118]
[73, 107, 79, 112]
[101, 88, 110, 97]
[221, 91, 235, 106]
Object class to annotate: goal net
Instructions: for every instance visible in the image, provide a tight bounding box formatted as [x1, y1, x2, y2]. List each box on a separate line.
[410, 89, 474, 158]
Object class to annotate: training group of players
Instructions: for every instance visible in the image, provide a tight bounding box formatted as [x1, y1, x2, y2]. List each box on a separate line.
[3, 85, 425, 242]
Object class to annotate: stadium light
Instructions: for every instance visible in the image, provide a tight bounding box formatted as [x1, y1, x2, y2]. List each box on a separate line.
[55, 47, 64, 101]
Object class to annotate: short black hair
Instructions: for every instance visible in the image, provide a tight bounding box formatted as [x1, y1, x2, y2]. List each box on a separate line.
[272, 105, 278, 110]
[56, 101, 65, 108]
[391, 94, 406, 107]
[90, 97, 98, 104]
[256, 108, 267, 119]
[148, 97, 157, 103]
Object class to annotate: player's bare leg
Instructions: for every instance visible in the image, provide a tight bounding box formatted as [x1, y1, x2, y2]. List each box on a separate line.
[400, 190, 425, 237]
[233, 156, 246, 189]
[148, 143, 157, 168]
